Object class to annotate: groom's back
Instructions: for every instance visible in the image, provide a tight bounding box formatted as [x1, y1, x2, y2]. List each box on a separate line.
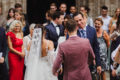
[60, 36, 93, 80]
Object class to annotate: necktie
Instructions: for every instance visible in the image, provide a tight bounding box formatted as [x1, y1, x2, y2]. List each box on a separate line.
[80, 29, 86, 38]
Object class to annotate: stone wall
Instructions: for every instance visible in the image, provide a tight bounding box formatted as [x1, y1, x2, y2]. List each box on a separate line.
[0, 0, 26, 17]
[76, 0, 120, 20]
[0, 0, 119, 20]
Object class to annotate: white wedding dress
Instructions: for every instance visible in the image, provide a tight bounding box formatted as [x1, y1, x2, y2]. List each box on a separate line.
[24, 28, 57, 80]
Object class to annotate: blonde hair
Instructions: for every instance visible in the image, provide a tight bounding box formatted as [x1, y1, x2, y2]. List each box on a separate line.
[9, 20, 23, 32]
[15, 10, 26, 27]
[29, 23, 36, 30]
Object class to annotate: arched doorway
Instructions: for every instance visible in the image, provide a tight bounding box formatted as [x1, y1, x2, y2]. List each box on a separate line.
[27, 0, 76, 24]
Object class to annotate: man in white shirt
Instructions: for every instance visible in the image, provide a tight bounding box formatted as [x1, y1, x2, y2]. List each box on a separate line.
[98, 5, 111, 33]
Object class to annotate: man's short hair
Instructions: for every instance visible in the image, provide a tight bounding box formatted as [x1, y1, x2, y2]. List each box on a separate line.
[52, 11, 64, 20]
[66, 19, 77, 33]
[46, 10, 54, 18]
[101, 5, 108, 10]
[73, 12, 84, 19]
[15, 3, 22, 8]
[50, 3, 57, 7]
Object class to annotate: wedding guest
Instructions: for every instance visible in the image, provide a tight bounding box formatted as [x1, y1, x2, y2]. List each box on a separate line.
[0, 27, 9, 80]
[80, 5, 94, 27]
[50, 3, 57, 12]
[15, 3, 28, 22]
[15, 10, 29, 36]
[72, 12, 101, 74]
[7, 20, 25, 80]
[69, 6, 77, 18]
[63, 15, 72, 27]
[94, 18, 110, 80]
[109, 8, 120, 34]
[6, 8, 15, 32]
[110, 13, 120, 80]
[98, 5, 111, 33]
[59, 3, 67, 17]
[23, 23, 36, 66]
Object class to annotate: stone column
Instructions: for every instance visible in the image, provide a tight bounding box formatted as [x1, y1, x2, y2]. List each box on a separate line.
[76, 0, 84, 12]
[22, 0, 27, 13]
[0, 0, 27, 17]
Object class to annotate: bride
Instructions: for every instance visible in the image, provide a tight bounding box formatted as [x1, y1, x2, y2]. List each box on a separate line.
[24, 24, 57, 80]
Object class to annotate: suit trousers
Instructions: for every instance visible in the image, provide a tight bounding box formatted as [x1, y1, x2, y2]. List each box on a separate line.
[58, 63, 64, 80]
[0, 62, 9, 80]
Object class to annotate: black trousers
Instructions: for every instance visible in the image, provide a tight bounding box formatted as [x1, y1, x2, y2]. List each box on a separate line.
[0, 62, 9, 80]
[58, 63, 64, 80]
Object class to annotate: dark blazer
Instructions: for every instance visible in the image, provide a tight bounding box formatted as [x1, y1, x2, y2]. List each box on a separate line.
[45, 23, 64, 49]
[78, 26, 101, 67]
[0, 27, 7, 58]
[0, 27, 8, 80]
[53, 36, 95, 80]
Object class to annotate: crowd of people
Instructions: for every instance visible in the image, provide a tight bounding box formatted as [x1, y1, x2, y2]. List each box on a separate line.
[0, 2, 120, 80]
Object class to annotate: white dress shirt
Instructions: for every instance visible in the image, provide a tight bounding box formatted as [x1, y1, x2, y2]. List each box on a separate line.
[98, 15, 111, 32]
[52, 21, 60, 36]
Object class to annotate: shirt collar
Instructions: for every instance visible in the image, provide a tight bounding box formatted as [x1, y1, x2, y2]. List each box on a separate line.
[69, 34, 77, 38]
[100, 15, 110, 19]
[79, 25, 87, 31]
[51, 21, 57, 27]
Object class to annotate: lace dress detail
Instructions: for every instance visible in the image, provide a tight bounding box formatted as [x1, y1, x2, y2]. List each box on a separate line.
[24, 40, 57, 80]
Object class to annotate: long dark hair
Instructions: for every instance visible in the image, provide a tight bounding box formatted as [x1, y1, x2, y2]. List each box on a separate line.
[7, 8, 15, 20]
[116, 13, 120, 30]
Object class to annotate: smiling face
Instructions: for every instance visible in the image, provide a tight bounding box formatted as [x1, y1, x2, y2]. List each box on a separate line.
[13, 23, 21, 32]
[74, 14, 86, 29]
[94, 20, 103, 31]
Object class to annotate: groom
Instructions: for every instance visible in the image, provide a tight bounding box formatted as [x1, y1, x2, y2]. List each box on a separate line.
[53, 19, 95, 80]
[45, 11, 64, 50]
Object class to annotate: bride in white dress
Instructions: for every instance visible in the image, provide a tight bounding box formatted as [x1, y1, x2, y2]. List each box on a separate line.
[24, 24, 57, 80]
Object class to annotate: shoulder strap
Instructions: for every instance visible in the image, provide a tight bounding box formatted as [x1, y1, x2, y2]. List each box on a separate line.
[28, 35, 32, 40]
[46, 40, 49, 53]
[102, 31, 104, 36]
